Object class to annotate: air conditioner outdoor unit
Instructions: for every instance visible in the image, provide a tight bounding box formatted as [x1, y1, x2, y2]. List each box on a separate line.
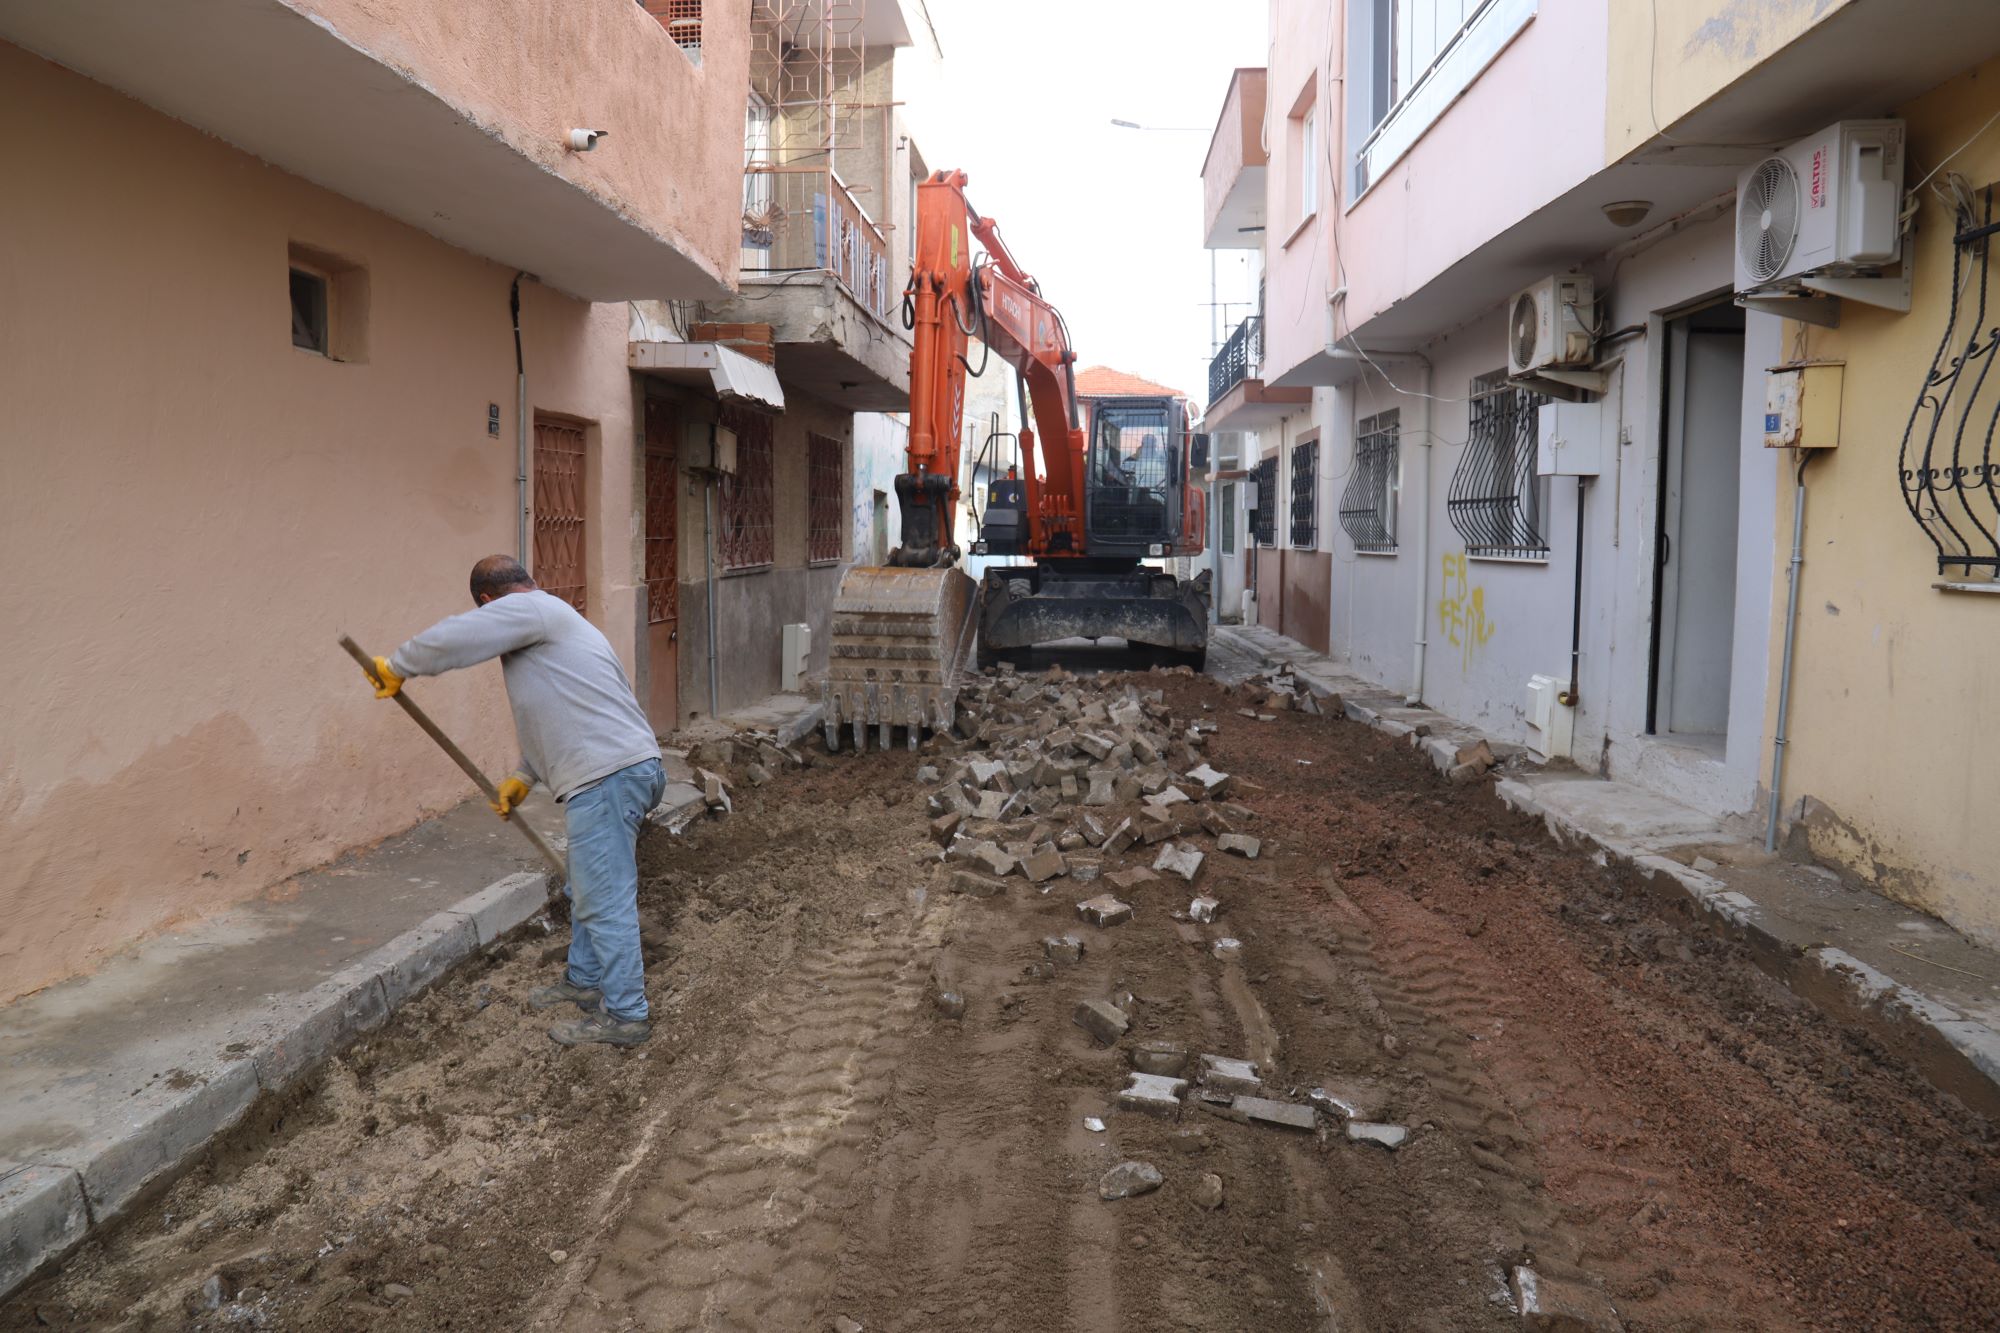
[1734, 120, 1907, 320]
[1508, 274, 1596, 378]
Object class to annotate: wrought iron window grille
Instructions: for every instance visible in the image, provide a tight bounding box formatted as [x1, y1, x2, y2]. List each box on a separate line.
[1449, 372, 1549, 556]
[1340, 410, 1400, 552]
[717, 404, 776, 571]
[806, 432, 844, 564]
[1290, 437, 1318, 548]
[1251, 456, 1278, 546]
[1900, 183, 2000, 577]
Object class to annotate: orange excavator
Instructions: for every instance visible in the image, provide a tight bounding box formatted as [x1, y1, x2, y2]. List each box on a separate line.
[823, 170, 1210, 750]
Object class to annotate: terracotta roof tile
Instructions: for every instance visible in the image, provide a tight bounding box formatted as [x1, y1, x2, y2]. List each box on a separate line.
[1073, 365, 1191, 402]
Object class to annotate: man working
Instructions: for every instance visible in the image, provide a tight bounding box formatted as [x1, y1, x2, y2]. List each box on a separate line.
[364, 555, 664, 1048]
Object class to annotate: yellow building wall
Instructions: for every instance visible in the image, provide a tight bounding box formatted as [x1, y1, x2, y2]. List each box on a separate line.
[1766, 58, 2000, 949]
[1605, 0, 1857, 161]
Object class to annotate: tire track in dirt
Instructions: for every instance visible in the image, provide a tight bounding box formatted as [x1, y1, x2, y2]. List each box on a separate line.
[552, 896, 948, 1332]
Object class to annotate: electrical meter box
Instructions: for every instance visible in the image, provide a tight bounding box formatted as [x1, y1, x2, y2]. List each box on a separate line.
[1535, 399, 1606, 476]
[1764, 362, 1844, 449]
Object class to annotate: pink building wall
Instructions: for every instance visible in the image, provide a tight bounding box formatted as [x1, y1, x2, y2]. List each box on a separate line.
[1258, 0, 1337, 386]
[0, 45, 650, 1001]
[1339, 3, 1607, 335]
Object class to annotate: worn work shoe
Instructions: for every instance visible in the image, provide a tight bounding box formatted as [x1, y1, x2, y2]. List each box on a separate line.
[547, 1012, 652, 1048]
[526, 979, 602, 1013]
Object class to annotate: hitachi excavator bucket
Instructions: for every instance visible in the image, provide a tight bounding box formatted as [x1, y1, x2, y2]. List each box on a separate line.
[822, 565, 978, 751]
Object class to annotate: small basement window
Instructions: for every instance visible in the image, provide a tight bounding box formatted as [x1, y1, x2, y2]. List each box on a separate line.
[290, 268, 328, 355]
[287, 243, 368, 362]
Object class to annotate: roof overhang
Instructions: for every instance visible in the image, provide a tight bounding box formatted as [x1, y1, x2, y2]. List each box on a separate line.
[629, 341, 786, 411]
[0, 0, 731, 302]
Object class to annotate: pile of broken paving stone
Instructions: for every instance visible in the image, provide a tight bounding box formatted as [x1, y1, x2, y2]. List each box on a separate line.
[919, 663, 1615, 1330]
[921, 666, 1412, 1147]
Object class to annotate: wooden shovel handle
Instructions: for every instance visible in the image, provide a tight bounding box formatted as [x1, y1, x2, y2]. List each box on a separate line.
[338, 634, 568, 883]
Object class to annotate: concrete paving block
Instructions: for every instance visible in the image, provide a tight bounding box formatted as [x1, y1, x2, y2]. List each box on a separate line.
[1079, 812, 1110, 846]
[1104, 818, 1140, 854]
[247, 966, 391, 1092]
[1118, 1072, 1188, 1117]
[452, 871, 552, 947]
[1510, 1264, 1624, 1331]
[1074, 999, 1131, 1045]
[1211, 937, 1243, 962]
[1145, 785, 1190, 809]
[1308, 1077, 1390, 1122]
[1, 1164, 88, 1297]
[1106, 867, 1159, 891]
[1189, 896, 1220, 923]
[1076, 895, 1134, 928]
[1044, 934, 1086, 964]
[1186, 763, 1231, 798]
[362, 911, 481, 1010]
[1069, 858, 1103, 884]
[1346, 1121, 1409, 1149]
[1233, 1096, 1316, 1131]
[948, 870, 1007, 899]
[1153, 842, 1205, 882]
[74, 1058, 261, 1219]
[1130, 1039, 1190, 1077]
[1217, 833, 1260, 859]
[1023, 843, 1068, 884]
[1198, 1055, 1261, 1095]
[930, 810, 964, 845]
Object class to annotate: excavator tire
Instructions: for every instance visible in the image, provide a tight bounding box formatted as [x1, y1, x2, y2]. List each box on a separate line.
[822, 565, 978, 751]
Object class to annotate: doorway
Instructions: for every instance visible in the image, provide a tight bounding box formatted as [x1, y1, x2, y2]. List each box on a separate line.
[533, 415, 588, 614]
[643, 398, 680, 730]
[1651, 301, 1745, 739]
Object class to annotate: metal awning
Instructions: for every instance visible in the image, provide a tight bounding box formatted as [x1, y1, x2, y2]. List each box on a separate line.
[627, 341, 786, 411]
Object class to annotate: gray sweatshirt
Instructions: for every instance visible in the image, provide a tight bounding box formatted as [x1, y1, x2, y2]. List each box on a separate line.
[390, 590, 660, 801]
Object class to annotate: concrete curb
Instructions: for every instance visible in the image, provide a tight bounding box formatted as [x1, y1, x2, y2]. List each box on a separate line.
[0, 865, 558, 1300]
[1214, 624, 2000, 1119]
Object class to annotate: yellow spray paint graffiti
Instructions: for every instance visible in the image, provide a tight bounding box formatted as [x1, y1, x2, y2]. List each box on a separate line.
[1437, 552, 1496, 668]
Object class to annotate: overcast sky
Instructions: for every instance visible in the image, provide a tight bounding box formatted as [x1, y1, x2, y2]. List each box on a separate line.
[901, 1, 1268, 402]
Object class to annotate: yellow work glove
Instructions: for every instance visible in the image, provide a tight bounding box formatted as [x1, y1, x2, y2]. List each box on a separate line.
[367, 656, 404, 699]
[491, 774, 532, 820]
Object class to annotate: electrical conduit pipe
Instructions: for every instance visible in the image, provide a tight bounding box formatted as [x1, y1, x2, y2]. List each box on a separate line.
[1766, 449, 1816, 851]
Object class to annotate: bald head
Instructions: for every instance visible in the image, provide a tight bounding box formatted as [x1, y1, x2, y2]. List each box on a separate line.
[470, 555, 535, 607]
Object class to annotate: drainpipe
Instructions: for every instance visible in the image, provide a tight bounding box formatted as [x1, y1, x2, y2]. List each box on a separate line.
[1559, 476, 1587, 707]
[510, 273, 529, 563]
[1765, 449, 1817, 852]
[703, 468, 721, 718]
[1404, 357, 1433, 706]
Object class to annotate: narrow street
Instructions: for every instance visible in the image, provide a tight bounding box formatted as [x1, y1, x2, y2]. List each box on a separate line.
[9, 662, 1996, 1332]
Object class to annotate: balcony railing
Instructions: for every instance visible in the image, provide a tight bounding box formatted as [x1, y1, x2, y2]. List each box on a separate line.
[1209, 315, 1263, 405]
[742, 165, 892, 318]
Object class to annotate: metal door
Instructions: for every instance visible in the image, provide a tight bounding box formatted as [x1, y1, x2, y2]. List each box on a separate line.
[533, 416, 587, 613]
[644, 398, 680, 729]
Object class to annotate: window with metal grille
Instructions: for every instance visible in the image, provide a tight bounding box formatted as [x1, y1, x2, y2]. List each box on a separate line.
[1251, 457, 1277, 546]
[1290, 436, 1318, 548]
[1220, 481, 1237, 555]
[807, 431, 843, 564]
[1449, 373, 1549, 556]
[1339, 410, 1400, 552]
[533, 417, 587, 613]
[718, 404, 775, 571]
[644, 1, 702, 63]
[644, 405, 678, 625]
[1901, 182, 2000, 578]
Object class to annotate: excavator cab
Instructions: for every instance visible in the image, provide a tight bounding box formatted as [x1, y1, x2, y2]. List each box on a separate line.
[1085, 398, 1181, 556]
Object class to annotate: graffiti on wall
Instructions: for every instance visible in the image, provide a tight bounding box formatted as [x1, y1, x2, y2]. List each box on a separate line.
[1437, 552, 1496, 668]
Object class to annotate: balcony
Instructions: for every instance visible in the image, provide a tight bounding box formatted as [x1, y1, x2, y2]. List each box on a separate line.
[1202, 68, 1267, 250]
[0, 0, 746, 300]
[1204, 316, 1309, 432]
[745, 167, 894, 319]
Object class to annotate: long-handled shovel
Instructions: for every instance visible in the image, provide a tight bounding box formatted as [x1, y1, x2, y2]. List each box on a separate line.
[338, 634, 568, 883]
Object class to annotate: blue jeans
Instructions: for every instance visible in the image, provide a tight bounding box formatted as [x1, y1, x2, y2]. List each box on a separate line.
[560, 759, 665, 1022]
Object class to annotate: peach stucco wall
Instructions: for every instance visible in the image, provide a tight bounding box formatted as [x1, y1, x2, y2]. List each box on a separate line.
[1258, 0, 1334, 386]
[0, 45, 646, 1001]
[297, 0, 752, 291]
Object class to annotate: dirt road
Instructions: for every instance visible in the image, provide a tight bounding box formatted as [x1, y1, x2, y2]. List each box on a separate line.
[8, 665, 1998, 1331]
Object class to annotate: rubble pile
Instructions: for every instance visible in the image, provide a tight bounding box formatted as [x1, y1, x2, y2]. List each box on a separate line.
[909, 661, 1417, 1168]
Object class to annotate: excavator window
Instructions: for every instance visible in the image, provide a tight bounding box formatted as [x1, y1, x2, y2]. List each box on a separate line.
[1087, 401, 1176, 543]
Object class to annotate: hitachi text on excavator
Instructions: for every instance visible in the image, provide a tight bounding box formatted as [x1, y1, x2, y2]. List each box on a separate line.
[822, 170, 1211, 749]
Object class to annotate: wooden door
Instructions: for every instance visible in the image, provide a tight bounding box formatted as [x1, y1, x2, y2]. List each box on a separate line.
[643, 398, 680, 730]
